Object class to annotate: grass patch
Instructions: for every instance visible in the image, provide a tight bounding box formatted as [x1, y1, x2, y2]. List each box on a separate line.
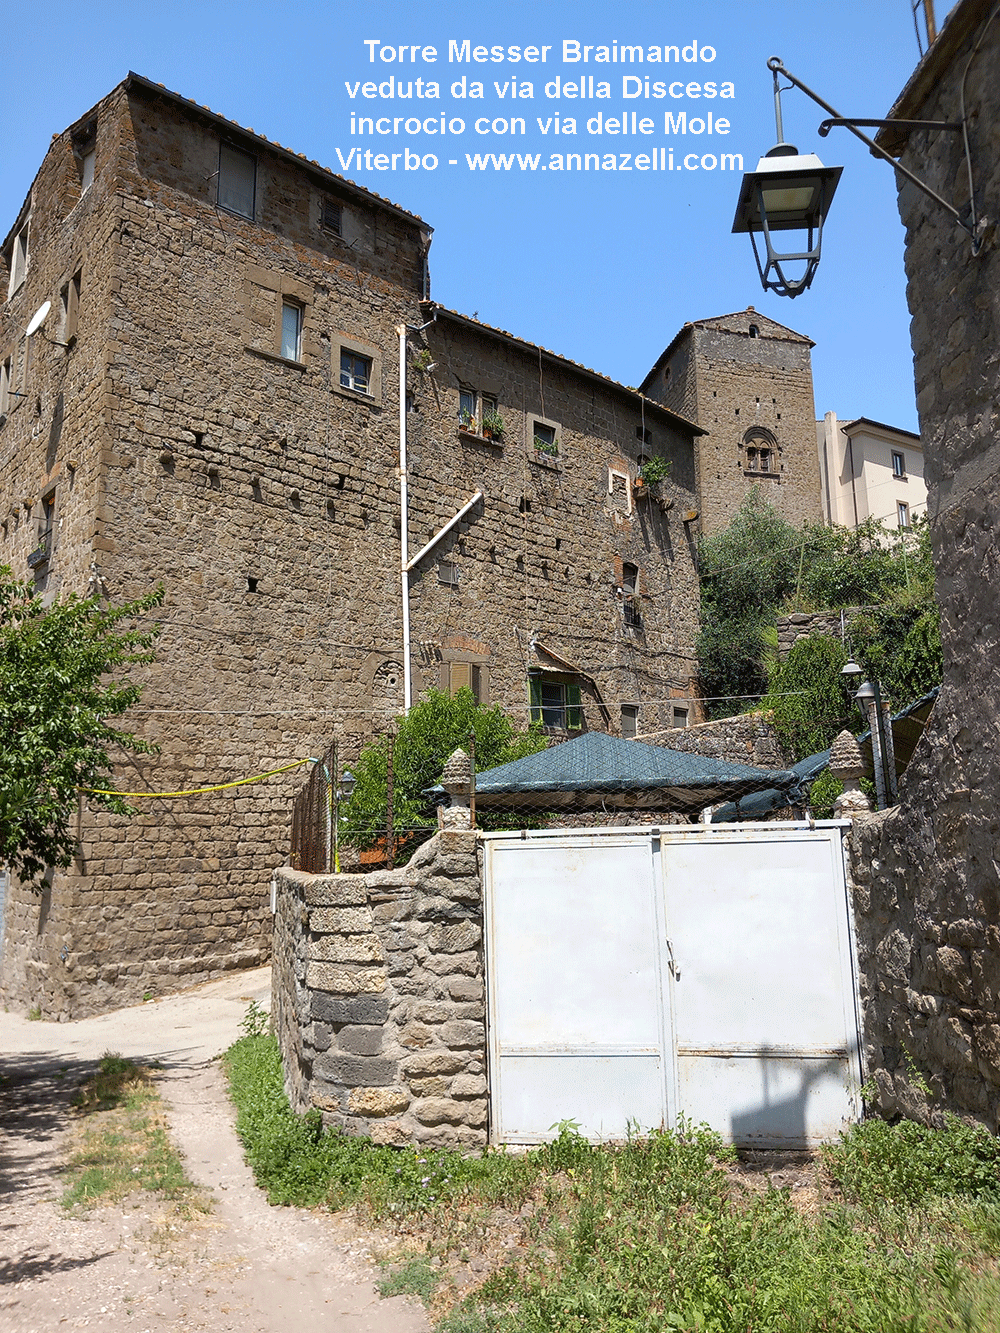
[62, 1052, 205, 1212]
[224, 1033, 1000, 1331]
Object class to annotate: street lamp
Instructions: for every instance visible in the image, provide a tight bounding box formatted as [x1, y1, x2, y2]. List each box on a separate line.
[732, 60, 842, 298]
[333, 768, 356, 873]
[841, 664, 895, 810]
[734, 55, 982, 297]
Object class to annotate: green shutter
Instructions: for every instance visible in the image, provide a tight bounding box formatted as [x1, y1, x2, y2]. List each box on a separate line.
[566, 683, 583, 730]
[529, 674, 543, 725]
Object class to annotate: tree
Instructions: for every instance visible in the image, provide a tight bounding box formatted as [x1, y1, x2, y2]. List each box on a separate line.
[0, 569, 163, 884]
[343, 688, 547, 857]
[759, 634, 856, 763]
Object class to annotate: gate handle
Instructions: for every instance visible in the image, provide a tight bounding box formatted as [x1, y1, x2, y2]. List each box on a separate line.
[666, 937, 680, 981]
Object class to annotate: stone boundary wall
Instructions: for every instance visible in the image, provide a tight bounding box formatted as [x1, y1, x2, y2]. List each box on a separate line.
[271, 830, 488, 1149]
[645, 711, 790, 771]
[848, 808, 1000, 1131]
[776, 608, 877, 659]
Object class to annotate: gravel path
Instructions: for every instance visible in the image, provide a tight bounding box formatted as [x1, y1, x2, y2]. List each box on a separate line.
[0, 970, 430, 1332]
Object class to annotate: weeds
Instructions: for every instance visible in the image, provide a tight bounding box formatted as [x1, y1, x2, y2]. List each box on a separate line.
[225, 1034, 1000, 1331]
[62, 1053, 205, 1213]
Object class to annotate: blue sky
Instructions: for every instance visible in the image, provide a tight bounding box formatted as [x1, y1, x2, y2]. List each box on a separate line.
[3, 1, 928, 431]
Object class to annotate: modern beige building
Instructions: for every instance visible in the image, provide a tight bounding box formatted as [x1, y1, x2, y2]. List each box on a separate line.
[817, 413, 926, 531]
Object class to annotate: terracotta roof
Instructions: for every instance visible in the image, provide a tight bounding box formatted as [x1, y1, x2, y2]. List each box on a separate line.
[428, 305, 705, 437]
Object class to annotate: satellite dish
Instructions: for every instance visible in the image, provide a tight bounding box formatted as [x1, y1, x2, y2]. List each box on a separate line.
[26, 301, 51, 337]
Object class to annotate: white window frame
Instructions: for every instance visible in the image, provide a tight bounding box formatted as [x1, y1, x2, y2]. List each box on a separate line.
[897, 501, 910, 529]
[281, 300, 303, 362]
[7, 224, 28, 300]
[892, 450, 906, 478]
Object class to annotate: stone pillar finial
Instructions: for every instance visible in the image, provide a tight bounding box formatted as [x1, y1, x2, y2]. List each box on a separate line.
[439, 748, 473, 830]
[828, 729, 871, 818]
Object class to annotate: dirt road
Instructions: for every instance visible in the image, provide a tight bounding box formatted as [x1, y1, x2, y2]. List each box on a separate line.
[0, 969, 429, 1332]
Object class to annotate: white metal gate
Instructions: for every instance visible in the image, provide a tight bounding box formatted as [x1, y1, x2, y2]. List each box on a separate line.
[482, 823, 862, 1148]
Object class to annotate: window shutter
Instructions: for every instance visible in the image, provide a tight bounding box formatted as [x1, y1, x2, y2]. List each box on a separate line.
[529, 675, 543, 724]
[450, 661, 472, 696]
[566, 683, 583, 730]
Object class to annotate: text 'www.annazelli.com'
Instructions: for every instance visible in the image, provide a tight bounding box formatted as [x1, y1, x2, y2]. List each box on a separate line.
[464, 149, 742, 170]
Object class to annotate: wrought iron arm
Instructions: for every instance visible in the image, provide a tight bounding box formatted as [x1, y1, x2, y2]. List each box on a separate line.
[767, 56, 975, 243]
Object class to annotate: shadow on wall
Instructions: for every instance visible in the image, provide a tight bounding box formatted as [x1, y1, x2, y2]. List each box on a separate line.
[725, 1048, 853, 1149]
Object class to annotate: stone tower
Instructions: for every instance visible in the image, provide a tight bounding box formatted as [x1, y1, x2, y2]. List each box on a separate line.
[640, 307, 823, 534]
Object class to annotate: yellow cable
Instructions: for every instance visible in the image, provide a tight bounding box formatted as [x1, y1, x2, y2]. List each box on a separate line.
[84, 757, 314, 798]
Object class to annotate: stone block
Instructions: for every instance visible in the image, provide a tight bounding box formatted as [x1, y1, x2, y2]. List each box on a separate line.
[310, 934, 384, 964]
[306, 962, 385, 994]
[398, 1022, 435, 1049]
[304, 875, 369, 907]
[450, 1073, 487, 1098]
[426, 921, 481, 954]
[311, 992, 390, 1029]
[445, 975, 483, 1001]
[337, 1025, 384, 1056]
[414, 1097, 466, 1126]
[402, 1050, 467, 1077]
[408, 1076, 449, 1097]
[348, 1086, 410, 1117]
[310, 906, 374, 934]
[369, 1118, 413, 1145]
[314, 1053, 396, 1087]
[439, 1020, 485, 1049]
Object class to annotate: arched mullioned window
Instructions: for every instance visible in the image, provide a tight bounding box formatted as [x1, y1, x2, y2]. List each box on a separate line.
[742, 427, 778, 473]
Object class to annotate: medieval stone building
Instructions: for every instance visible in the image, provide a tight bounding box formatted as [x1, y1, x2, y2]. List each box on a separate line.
[848, 0, 1000, 1130]
[0, 74, 703, 1016]
[641, 307, 824, 534]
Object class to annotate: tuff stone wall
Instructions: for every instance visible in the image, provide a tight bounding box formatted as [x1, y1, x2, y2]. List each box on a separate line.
[776, 608, 876, 659]
[271, 830, 487, 1148]
[643, 308, 824, 535]
[848, 1, 1000, 1129]
[0, 77, 701, 1017]
[645, 711, 789, 771]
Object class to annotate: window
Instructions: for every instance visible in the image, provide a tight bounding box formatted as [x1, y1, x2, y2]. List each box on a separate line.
[61, 271, 81, 343]
[340, 349, 371, 393]
[446, 661, 483, 702]
[7, 224, 28, 299]
[636, 426, 652, 445]
[0, 357, 10, 415]
[280, 301, 302, 361]
[529, 674, 583, 730]
[622, 562, 641, 627]
[759, 448, 772, 473]
[748, 324, 760, 338]
[672, 706, 689, 729]
[459, 387, 477, 429]
[437, 559, 460, 586]
[218, 143, 256, 218]
[81, 148, 95, 195]
[892, 451, 906, 478]
[746, 447, 758, 471]
[533, 421, 558, 456]
[621, 705, 639, 739]
[321, 198, 343, 234]
[897, 501, 910, 529]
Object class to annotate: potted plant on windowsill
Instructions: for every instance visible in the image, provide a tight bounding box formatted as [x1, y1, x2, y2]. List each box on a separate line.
[533, 434, 559, 459]
[482, 409, 505, 442]
[458, 408, 477, 435]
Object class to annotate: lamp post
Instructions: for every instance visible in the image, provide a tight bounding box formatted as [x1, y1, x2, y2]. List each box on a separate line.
[732, 62, 842, 297]
[333, 767, 356, 873]
[841, 661, 895, 809]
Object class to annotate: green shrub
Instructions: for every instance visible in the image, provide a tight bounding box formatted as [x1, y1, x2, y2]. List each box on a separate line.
[824, 1115, 1000, 1206]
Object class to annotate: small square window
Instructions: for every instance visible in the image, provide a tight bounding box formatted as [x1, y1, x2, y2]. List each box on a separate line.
[281, 302, 302, 361]
[672, 706, 689, 729]
[322, 198, 342, 234]
[218, 143, 256, 219]
[897, 501, 910, 529]
[438, 560, 460, 586]
[621, 705, 639, 738]
[340, 350, 371, 394]
[892, 451, 906, 478]
[533, 422, 558, 456]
